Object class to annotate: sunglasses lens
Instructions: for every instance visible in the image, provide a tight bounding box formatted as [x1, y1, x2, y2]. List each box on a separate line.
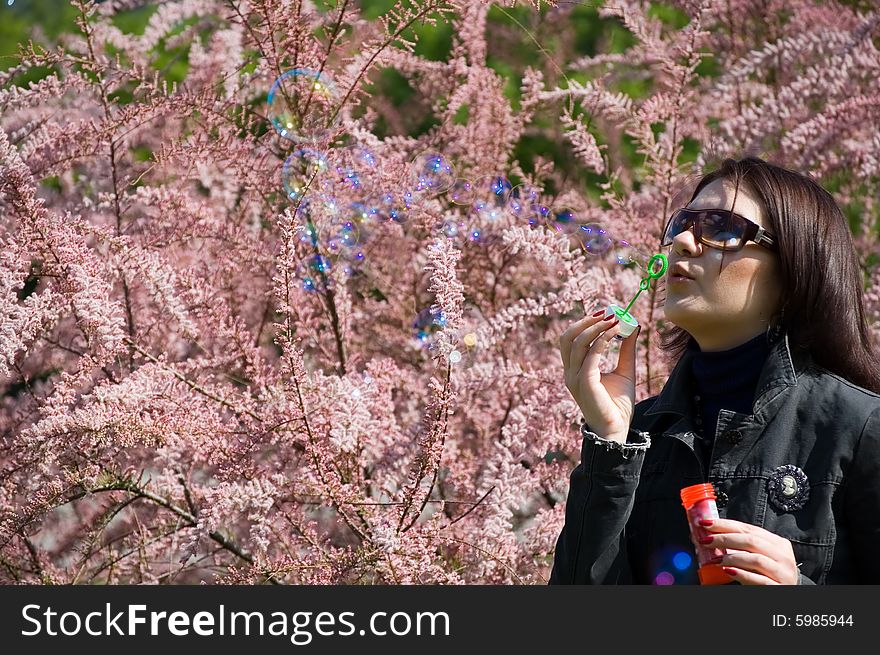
[701, 211, 744, 249]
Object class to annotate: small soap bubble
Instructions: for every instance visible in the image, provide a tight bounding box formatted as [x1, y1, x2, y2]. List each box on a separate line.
[413, 307, 446, 343]
[449, 350, 462, 363]
[282, 148, 329, 202]
[307, 253, 332, 274]
[410, 152, 455, 195]
[376, 191, 409, 224]
[472, 175, 513, 221]
[550, 207, 580, 235]
[449, 179, 475, 206]
[611, 239, 639, 267]
[528, 203, 552, 229]
[298, 220, 320, 247]
[441, 219, 466, 239]
[296, 255, 335, 294]
[463, 332, 477, 347]
[329, 145, 382, 192]
[268, 68, 340, 143]
[507, 185, 541, 220]
[325, 220, 361, 255]
[577, 223, 613, 255]
[348, 201, 379, 226]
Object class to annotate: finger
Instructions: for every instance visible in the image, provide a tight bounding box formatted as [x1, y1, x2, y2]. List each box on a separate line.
[714, 551, 782, 581]
[565, 314, 617, 374]
[701, 531, 769, 553]
[571, 317, 619, 376]
[718, 566, 779, 585]
[613, 323, 641, 380]
[698, 518, 787, 547]
[696, 518, 753, 534]
[559, 312, 605, 368]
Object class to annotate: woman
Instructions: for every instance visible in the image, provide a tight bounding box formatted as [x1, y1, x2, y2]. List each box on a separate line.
[549, 157, 880, 585]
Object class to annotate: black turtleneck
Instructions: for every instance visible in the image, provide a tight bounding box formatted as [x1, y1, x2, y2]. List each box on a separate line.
[687, 332, 772, 448]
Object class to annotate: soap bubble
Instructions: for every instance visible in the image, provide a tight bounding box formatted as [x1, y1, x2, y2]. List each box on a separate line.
[577, 223, 613, 255]
[550, 207, 580, 235]
[471, 175, 513, 221]
[295, 209, 364, 264]
[268, 68, 339, 143]
[296, 254, 335, 294]
[410, 152, 455, 195]
[297, 220, 319, 248]
[507, 185, 541, 221]
[413, 307, 447, 344]
[467, 227, 483, 243]
[336, 245, 367, 279]
[611, 239, 634, 265]
[440, 218, 466, 239]
[449, 179, 475, 206]
[347, 201, 380, 226]
[329, 145, 382, 193]
[282, 147, 329, 202]
[528, 202, 552, 229]
[606, 240, 655, 273]
[375, 191, 412, 224]
[325, 220, 361, 254]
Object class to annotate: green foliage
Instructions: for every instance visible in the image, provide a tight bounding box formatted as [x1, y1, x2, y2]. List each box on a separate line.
[111, 2, 157, 34]
[0, 0, 78, 59]
[648, 3, 690, 29]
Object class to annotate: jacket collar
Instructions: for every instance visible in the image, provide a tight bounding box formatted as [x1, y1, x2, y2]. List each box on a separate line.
[644, 329, 812, 419]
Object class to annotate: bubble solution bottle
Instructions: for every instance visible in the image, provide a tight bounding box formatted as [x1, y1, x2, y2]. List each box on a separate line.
[680, 483, 735, 585]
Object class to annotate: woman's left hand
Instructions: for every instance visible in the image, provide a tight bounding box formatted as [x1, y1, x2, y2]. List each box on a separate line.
[695, 517, 800, 585]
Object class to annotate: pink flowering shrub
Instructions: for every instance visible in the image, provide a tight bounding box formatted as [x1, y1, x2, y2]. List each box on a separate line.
[0, 0, 878, 584]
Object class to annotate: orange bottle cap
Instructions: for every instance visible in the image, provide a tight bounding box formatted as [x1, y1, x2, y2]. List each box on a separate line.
[680, 482, 716, 510]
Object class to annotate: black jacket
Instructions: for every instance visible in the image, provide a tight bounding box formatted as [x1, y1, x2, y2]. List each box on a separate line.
[549, 330, 880, 585]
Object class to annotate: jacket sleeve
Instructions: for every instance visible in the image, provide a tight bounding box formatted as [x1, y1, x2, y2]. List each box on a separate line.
[797, 571, 815, 585]
[548, 420, 650, 584]
[844, 404, 880, 583]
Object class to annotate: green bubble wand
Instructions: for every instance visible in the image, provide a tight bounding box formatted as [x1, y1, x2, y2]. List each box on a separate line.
[602, 253, 668, 339]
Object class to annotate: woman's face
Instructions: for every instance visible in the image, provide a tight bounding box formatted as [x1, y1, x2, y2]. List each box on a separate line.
[662, 177, 783, 352]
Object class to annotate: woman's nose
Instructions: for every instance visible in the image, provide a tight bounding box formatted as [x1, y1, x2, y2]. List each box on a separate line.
[672, 223, 702, 257]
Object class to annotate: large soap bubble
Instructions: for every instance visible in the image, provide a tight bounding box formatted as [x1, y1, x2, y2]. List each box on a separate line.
[268, 68, 340, 143]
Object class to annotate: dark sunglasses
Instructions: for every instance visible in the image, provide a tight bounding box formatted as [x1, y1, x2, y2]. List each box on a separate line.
[660, 207, 777, 252]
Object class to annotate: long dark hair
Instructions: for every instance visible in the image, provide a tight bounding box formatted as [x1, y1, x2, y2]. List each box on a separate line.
[657, 156, 880, 394]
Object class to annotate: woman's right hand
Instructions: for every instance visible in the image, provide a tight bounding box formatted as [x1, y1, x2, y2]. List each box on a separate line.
[559, 310, 641, 443]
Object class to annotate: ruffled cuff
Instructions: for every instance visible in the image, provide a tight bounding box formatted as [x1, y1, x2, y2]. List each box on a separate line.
[579, 419, 651, 459]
